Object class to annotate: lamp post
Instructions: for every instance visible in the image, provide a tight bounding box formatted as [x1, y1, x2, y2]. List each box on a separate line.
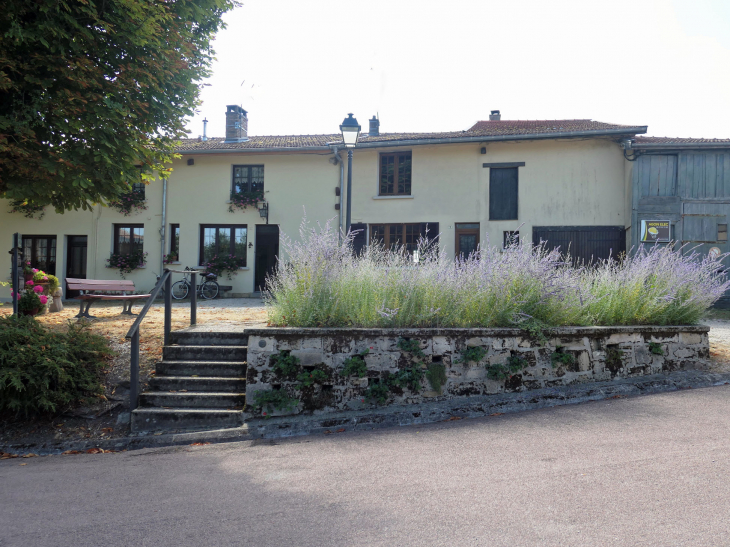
[339, 113, 361, 235]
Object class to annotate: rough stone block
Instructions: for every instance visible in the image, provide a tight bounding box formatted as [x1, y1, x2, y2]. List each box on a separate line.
[364, 352, 398, 371]
[679, 332, 703, 345]
[290, 350, 326, 366]
[276, 338, 301, 351]
[301, 337, 322, 350]
[253, 337, 277, 352]
[488, 352, 510, 365]
[432, 336, 453, 355]
[577, 351, 591, 372]
[672, 347, 695, 359]
[634, 345, 652, 365]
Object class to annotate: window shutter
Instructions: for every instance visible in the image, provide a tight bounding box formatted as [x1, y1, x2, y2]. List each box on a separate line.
[489, 167, 519, 220]
[420, 222, 439, 244]
[351, 223, 367, 256]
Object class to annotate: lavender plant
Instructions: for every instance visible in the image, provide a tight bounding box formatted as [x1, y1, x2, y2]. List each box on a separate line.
[264, 218, 728, 328]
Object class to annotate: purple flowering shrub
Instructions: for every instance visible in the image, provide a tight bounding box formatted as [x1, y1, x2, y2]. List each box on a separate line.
[584, 244, 730, 325]
[265, 219, 728, 328]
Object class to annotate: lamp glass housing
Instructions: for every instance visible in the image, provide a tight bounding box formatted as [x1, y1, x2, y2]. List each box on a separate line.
[340, 113, 361, 148]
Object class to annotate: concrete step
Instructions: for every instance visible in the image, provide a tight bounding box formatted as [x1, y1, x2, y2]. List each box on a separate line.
[150, 376, 246, 393]
[169, 331, 249, 347]
[155, 360, 247, 378]
[131, 408, 243, 432]
[140, 391, 245, 409]
[162, 345, 247, 362]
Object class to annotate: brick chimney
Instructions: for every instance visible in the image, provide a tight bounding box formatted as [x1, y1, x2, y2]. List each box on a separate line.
[225, 105, 248, 142]
[489, 110, 501, 121]
[369, 115, 380, 137]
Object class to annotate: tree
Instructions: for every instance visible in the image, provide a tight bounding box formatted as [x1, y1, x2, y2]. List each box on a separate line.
[0, 0, 236, 212]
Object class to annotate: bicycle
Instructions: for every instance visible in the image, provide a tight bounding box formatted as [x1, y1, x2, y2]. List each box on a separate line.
[170, 266, 220, 300]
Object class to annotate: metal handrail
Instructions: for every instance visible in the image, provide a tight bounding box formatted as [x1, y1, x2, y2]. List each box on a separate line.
[125, 268, 199, 410]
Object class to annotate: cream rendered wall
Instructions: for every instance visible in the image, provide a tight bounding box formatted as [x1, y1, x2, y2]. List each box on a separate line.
[0, 178, 166, 301]
[1, 136, 629, 302]
[350, 137, 627, 255]
[166, 152, 340, 295]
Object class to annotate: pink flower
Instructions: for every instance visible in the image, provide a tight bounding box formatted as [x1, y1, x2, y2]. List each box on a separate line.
[33, 285, 43, 293]
[42, 276, 48, 281]
[26, 280, 34, 286]
[10, 289, 14, 296]
[39, 295, 48, 305]
[32, 268, 38, 273]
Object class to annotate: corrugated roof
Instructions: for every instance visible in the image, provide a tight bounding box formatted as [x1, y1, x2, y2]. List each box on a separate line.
[176, 119, 647, 152]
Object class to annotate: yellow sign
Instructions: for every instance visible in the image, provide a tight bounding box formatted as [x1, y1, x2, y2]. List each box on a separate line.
[640, 220, 670, 242]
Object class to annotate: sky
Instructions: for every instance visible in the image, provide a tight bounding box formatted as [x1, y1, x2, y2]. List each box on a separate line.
[185, 0, 730, 140]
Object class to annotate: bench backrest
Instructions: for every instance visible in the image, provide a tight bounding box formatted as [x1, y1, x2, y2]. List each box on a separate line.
[66, 278, 136, 292]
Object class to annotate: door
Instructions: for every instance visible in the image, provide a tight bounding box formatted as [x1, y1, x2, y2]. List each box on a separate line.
[66, 236, 88, 298]
[254, 225, 279, 292]
[455, 223, 480, 258]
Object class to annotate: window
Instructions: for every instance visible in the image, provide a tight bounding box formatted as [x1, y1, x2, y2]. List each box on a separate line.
[719, 224, 727, 242]
[22, 236, 57, 275]
[131, 182, 146, 199]
[369, 222, 439, 255]
[503, 230, 520, 249]
[114, 224, 144, 254]
[170, 224, 180, 259]
[489, 167, 518, 220]
[200, 224, 247, 266]
[379, 152, 412, 195]
[232, 165, 264, 193]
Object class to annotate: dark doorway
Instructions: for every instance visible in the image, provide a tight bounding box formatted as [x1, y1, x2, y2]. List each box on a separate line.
[455, 223, 480, 258]
[66, 236, 88, 298]
[22, 235, 57, 275]
[255, 225, 279, 292]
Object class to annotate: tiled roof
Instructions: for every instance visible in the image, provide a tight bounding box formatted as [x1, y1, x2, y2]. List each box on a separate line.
[176, 119, 646, 152]
[634, 136, 730, 145]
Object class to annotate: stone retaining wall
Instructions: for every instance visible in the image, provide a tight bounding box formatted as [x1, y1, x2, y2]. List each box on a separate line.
[244, 326, 710, 417]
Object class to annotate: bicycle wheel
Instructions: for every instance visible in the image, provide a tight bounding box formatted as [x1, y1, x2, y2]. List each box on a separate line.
[171, 280, 189, 300]
[200, 280, 219, 300]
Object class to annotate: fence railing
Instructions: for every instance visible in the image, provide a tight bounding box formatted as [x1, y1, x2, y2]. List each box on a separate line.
[124, 268, 199, 410]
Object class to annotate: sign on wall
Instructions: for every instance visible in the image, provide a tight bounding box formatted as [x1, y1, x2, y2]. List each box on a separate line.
[640, 220, 670, 242]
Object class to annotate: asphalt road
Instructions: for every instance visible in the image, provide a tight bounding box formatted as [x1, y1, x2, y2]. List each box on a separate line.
[3, 385, 730, 547]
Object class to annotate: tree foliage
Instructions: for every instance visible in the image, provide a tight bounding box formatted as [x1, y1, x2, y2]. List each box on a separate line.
[0, 0, 236, 211]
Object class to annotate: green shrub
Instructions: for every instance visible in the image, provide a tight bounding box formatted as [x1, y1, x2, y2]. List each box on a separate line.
[486, 364, 510, 381]
[387, 366, 424, 393]
[341, 349, 369, 377]
[270, 350, 300, 379]
[0, 316, 112, 416]
[648, 342, 664, 355]
[397, 338, 425, 358]
[364, 381, 389, 405]
[252, 388, 297, 415]
[457, 345, 487, 364]
[487, 354, 528, 381]
[425, 363, 447, 393]
[295, 369, 329, 388]
[550, 348, 575, 368]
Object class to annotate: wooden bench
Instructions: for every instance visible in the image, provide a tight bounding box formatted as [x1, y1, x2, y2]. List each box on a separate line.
[66, 278, 151, 319]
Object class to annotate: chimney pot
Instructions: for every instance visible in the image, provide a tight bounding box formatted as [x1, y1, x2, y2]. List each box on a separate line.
[225, 105, 248, 143]
[368, 115, 380, 137]
[489, 110, 501, 121]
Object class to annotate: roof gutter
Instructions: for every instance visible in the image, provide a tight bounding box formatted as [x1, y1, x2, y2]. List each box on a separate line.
[175, 127, 649, 155]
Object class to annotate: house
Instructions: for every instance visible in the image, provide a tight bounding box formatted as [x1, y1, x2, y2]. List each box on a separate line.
[5, 105, 721, 301]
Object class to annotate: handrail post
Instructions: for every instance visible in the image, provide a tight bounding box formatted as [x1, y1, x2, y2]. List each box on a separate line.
[11, 233, 19, 316]
[130, 330, 140, 410]
[164, 269, 171, 346]
[190, 271, 197, 325]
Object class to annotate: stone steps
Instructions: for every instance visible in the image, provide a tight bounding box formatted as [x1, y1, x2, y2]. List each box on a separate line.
[149, 376, 246, 393]
[155, 360, 246, 377]
[131, 408, 244, 431]
[131, 330, 249, 433]
[162, 345, 247, 362]
[139, 392, 245, 409]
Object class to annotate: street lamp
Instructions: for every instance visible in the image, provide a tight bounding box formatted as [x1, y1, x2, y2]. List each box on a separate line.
[339, 113, 361, 235]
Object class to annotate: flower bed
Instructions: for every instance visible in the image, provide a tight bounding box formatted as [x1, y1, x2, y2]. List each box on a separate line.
[245, 326, 710, 417]
[265, 219, 729, 328]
